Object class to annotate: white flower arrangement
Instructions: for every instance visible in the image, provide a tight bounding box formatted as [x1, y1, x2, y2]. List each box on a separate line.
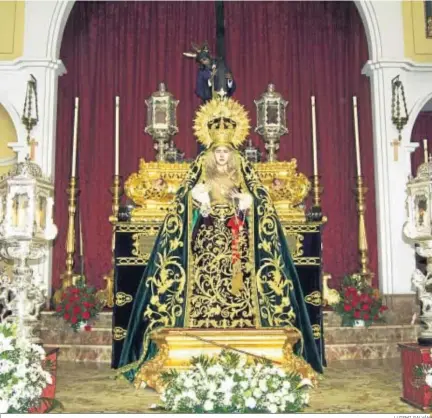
[158, 350, 314, 413]
[0, 322, 53, 413]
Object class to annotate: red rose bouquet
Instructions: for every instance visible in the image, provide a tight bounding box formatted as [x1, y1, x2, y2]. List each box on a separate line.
[54, 280, 103, 332]
[332, 274, 388, 327]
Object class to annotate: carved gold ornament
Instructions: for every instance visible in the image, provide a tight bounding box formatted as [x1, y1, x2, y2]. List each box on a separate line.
[125, 159, 310, 223]
[115, 292, 133, 307]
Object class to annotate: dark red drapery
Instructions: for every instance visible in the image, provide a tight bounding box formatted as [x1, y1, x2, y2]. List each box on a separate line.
[411, 111, 432, 174]
[53, 1, 377, 291]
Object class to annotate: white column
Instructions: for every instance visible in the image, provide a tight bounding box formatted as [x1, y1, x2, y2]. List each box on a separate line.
[363, 60, 424, 295]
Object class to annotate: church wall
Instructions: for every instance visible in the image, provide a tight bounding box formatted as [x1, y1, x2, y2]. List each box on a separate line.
[0, 0, 430, 297]
[0, 104, 18, 175]
[0, 1, 24, 61]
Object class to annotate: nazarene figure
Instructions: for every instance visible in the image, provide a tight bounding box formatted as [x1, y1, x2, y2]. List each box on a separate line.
[184, 42, 236, 103]
[118, 98, 323, 387]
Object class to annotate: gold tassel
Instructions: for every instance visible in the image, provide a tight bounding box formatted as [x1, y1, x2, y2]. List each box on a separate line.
[231, 261, 243, 295]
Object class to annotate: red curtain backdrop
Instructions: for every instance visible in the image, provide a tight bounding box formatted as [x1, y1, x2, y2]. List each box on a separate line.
[411, 111, 432, 174]
[53, 1, 378, 291]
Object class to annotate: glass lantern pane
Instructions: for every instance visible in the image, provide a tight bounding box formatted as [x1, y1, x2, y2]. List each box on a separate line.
[257, 102, 264, 125]
[267, 102, 279, 124]
[155, 101, 167, 125]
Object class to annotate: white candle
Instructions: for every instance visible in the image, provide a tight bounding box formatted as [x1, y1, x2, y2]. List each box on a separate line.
[71, 97, 79, 178]
[311, 96, 318, 176]
[424, 139, 428, 164]
[352, 96, 362, 177]
[115, 96, 120, 176]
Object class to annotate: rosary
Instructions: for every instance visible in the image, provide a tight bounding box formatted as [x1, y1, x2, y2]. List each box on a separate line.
[390, 75, 409, 162]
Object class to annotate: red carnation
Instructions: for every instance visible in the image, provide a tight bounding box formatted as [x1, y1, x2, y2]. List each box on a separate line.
[65, 304, 70, 311]
[82, 311, 90, 320]
[373, 314, 379, 320]
[344, 304, 352, 312]
[73, 305, 81, 314]
[362, 304, 370, 311]
[64, 313, 70, 320]
[354, 310, 361, 319]
[56, 305, 62, 312]
[363, 313, 370, 320]
[379, 306, 388, 312]
[84, 325, 92, 332]
[71, 316, 78, 324]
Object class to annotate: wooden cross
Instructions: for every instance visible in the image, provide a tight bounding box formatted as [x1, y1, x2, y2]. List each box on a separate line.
[391, 138, 400, 162]
[29, 138, 38, 161]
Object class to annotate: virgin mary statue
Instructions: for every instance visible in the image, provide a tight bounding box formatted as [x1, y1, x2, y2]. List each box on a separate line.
[118, 98, 323, 386]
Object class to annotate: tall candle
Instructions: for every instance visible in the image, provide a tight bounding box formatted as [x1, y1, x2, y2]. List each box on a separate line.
[352, 96, 362, 177]
[115, 96, 120, 176]
[79, 211, 83, 257]
[71, 97, 79, 178]
[311, 96, 318, 176]
[423, 139, 428, 164]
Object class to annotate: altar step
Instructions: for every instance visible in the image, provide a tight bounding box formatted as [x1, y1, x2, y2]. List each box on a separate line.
[41, 311, 419, 364]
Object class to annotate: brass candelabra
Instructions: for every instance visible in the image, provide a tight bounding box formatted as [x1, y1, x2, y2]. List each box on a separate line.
[53, 176, 81, 305]
[96, 175, 123, 308]
[354, 176, 373, 285]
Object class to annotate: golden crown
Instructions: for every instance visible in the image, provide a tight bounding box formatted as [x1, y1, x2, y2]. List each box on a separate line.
[193, 98, 250, 149]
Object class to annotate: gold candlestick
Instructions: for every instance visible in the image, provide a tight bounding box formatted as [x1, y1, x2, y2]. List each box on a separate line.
[354, 176, 374, 285]
[97, 175, 123, 308]
[53, 176, 81, 305]
[307, 175, 324, 222]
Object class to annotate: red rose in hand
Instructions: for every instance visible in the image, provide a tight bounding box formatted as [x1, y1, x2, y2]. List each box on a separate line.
[64, 313, 70, 320]
[82, 311, 90, 320]
[84, 325, 92, 332]
[354, 310, 361, 319]
[71, 316, 78, 324]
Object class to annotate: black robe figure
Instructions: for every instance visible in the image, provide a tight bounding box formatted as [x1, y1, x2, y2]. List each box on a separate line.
[195, 53, 236, 103]
[184, 44, 236, 103]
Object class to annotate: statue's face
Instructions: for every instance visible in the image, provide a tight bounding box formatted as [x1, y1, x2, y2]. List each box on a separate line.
[214, 146, 231, 166]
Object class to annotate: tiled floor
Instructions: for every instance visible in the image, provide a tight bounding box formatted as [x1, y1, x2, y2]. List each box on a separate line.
[54, 358, 423, 413]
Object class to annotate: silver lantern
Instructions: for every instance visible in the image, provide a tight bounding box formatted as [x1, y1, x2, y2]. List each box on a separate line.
[403, 157, 432, 345]
[145, 82, 179, 162]
[0, 159, 57, 344]
[254, 84, 288, 162]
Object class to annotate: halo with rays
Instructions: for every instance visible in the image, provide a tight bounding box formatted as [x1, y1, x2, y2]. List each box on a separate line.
[193, 98, 250, 149]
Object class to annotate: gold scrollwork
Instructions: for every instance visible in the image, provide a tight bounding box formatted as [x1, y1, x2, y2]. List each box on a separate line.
[116, 223, 161, 234]
[115, 292, 133, 307]
[282, 341, 318, 386]
[134, 343, 170, 392]
[284, 233, 304, 258]
[113, 327, 127, 341]
[117, 256, 150, 265]
[132, 233, 157, 258]
[283, 224, 321, 233]
[311, 324, 321, 339]
[305, 291, 322, 306]
[292, 257, 321, 266]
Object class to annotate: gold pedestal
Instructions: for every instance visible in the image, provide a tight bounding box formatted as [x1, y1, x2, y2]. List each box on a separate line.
[134, 328, 317, 392]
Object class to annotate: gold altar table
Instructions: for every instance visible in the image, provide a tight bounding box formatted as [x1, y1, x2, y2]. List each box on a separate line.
[135, 327, 317, 392]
